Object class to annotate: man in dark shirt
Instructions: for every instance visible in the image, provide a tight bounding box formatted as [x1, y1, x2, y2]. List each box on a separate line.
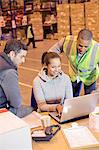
[0, 39, 33, 117]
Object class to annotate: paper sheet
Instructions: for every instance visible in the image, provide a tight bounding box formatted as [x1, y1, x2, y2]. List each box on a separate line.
[22, 111, 42, 129]
[94, 106, 99, 113]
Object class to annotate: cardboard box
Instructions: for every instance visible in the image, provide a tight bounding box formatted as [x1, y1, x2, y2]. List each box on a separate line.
[57, 4, 70, 39]
[29, 13, 43, 40]
[0, 111, 32, 150]
[70, 3, 84, 35]
[85, 2, 99, 41]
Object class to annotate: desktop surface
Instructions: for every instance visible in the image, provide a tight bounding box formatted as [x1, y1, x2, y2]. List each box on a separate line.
[32, 113, 99, 150]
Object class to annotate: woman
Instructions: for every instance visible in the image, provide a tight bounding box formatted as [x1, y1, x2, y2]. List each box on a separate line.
[33, 52, 73, 115]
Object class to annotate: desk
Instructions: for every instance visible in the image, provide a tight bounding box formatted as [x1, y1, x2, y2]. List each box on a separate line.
[32, 117, 99, 150]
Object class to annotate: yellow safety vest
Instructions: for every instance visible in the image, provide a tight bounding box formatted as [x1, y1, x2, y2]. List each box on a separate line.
[63, 36, 99, 85]
[27, 26, 33, 38]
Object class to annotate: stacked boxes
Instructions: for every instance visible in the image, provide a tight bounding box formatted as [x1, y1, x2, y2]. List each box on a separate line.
[1, 0, 10, 10]
[62, 0, 69, 3]
[17, 28, 26, 41]
[70, 3, 85, 35]
[90, 0, 98, 2]
[29, 12, 43, 41]
[75, 0, 85, 3]
[33, 0, 41, 11]
[85, 2, 99, 41]
[62, 0, 90, 3]
[57, 1, 99, 41]
[70, 0, 76, 3]
[17, 0, 24, 7]
[57, 4, 70, 40]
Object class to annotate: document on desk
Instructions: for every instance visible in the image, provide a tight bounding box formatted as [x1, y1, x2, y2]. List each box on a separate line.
[62, 126, 99, 149]
[22, 111, 42, 129]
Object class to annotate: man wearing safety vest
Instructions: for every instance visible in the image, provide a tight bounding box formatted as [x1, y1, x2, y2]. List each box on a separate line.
[49, 29, 99, 97]
[26, 24, 36, 48]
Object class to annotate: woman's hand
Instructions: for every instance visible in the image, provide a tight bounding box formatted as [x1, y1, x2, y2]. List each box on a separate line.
[91, 89, 99, 94]
[56, 104, 63, 117]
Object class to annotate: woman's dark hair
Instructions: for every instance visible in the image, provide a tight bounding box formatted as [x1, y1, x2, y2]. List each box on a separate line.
[4, 39, 27, 54]
[41, 52, 61, 66]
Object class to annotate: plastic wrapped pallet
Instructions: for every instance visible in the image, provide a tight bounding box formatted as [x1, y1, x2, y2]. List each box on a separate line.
[17, 29, 26, 41]
[90, 0, 98, 2]
[85, 2, 99, 41]
[70, 3, 85, 36]
[57, 4, 70, 40]
[76, 0, 85, 3]
[29, 12, 43, 41]
[17, 0, 24, 7]
[62, 0, 69, 3]
[70, 0, 76, 3]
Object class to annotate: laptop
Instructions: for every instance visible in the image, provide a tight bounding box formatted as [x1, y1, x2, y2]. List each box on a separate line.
[49, 93, 98, 124]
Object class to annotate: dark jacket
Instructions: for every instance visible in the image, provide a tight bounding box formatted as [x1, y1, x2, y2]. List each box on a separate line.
[0, 52, 22, 109]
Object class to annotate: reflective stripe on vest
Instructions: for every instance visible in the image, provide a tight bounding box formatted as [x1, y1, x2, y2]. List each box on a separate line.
[66, 36, 74, 56]
[78, 44, 99, 74]
[63, 36, 75, 55]
[78, 69, 96, 77]
[27, 26, 33, 38]
[90, 44, 99, 69]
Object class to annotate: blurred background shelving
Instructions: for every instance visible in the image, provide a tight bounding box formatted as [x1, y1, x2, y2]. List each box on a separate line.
[0, 0, 98, 42]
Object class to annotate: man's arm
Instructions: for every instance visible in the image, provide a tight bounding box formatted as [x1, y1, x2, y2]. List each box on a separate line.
[2, 69, 22, 108]
[48, 37, 65, 54]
